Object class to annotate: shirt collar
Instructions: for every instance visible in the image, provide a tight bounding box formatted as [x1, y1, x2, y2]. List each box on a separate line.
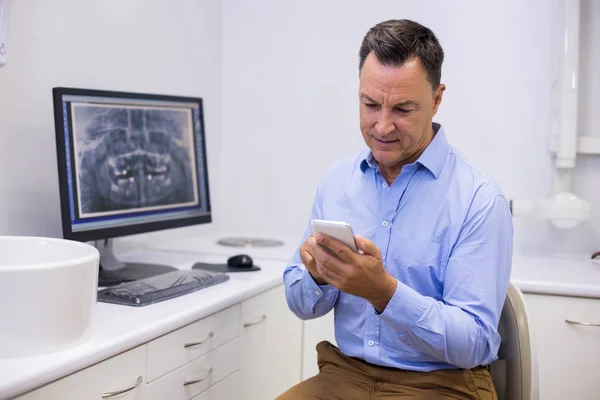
[359, 150, 378, 173]
[359, 123, 449, 179]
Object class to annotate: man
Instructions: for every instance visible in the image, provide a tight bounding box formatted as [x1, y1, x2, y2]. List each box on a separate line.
[278, 19, 512, 400]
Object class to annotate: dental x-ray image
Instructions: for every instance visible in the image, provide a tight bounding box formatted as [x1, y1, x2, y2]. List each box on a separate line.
[70, 103, 199, 218]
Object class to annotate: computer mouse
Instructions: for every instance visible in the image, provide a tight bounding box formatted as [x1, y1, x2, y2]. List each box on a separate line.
[227, 254, 254, 268]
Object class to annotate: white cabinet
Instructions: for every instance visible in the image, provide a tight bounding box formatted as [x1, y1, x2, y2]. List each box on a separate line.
[147, 338, 241, 400]
[18, 345, 146, 400]
[302, 313, 336, 380]
[525, 294, 600, 400]
[191, 371, 241, 400]
[147, 304, 240, 382]
[15, 284, 303, 400]
[240, 284, 303, 400]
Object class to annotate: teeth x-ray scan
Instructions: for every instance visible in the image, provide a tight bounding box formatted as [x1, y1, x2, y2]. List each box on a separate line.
[71, 104, 199, 218]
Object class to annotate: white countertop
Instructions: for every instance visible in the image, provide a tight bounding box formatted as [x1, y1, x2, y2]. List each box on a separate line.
[511, 253, 600, 298]
[151, 232, 600, 298]
[0, 250, 286, 399]
[2, 232, 600, 398]
[146, 230, 302, 262]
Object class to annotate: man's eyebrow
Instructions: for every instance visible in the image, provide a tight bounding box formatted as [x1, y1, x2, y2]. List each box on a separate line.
[360, 94, 419, 109]
[360, 94, 379, 104]
[393, 100, 419, 109]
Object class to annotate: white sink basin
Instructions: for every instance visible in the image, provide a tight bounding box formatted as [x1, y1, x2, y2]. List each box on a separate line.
[0, 236, 99, 358]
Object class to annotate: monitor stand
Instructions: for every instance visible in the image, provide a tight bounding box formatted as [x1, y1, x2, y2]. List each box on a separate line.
[97, 239, 177, 287]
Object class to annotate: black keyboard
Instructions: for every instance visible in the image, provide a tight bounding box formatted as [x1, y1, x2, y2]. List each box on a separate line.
[97, 270, 229, 307]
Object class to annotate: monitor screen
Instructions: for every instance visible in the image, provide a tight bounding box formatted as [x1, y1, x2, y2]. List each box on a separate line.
[53, 87, 211, 242]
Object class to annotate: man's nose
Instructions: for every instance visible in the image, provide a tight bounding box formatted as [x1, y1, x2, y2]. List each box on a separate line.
[375, 109, 395, 136]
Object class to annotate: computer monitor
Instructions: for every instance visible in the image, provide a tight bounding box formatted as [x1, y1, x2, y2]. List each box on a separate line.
[52, 87, 211, 285]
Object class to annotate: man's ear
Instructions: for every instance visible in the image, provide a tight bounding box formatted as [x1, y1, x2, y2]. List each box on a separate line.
[432, 84, 446, 116]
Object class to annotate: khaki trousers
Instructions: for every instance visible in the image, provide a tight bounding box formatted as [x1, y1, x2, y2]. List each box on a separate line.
[276, 341, 497, 400]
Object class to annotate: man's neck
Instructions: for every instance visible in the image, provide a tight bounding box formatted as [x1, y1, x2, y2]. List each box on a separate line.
[377, 127, 436, 185]
[379, 165, 401, 185]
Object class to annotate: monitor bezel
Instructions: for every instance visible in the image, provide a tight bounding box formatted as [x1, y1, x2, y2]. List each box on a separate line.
[52, 87, 212, 242]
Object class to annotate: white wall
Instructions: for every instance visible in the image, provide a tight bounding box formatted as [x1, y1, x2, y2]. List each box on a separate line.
[571, 0, 600, 253]
[220, 0, 600, 256]
[1, 1, 598, 257]
[0, 0, 222, 239]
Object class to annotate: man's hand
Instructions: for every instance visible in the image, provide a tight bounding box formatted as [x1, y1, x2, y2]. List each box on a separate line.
[308, 234, 397, 313]
[300, 237, 328, 285]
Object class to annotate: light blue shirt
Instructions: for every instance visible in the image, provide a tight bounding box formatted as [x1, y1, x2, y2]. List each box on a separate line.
[283, 123, 513, 371]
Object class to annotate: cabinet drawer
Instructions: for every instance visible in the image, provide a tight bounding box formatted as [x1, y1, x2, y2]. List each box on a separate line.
[191, 371, 241, 400]
[525, 294, 600, 400]
[147, 338, 241, 400]
[147, 304, 240, 381]
[18, 345, 146, 400]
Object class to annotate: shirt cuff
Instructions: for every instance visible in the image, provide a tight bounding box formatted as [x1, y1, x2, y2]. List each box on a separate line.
[377, 279, 430, 334]
[302, 268, 338, 305]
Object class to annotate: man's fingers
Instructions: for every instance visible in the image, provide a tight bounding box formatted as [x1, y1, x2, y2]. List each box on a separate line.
[317, 262, 341, 285]
[310, 238, 350, 275]
[300, 245, 315, 267]
[355, 235, 382, 260]
[315, 234, 357, 263]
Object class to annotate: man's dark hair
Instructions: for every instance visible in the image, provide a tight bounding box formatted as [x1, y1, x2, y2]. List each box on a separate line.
[359, 19, 444, 89]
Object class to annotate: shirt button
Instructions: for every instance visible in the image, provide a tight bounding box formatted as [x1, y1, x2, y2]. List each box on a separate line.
[368, 340, 374, 346]
[382, 221, 388, 227]
[314, 290, 321, 296]
[383, 182, 388, 188]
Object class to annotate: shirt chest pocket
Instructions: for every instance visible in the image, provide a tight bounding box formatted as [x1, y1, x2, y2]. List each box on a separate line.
[390, 237, 446, 300]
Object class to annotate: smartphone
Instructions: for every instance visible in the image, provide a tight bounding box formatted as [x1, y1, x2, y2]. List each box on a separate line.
[310, 219, 358, 252]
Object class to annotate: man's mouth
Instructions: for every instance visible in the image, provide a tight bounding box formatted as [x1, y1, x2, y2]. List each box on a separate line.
[372, 136, 398, 144]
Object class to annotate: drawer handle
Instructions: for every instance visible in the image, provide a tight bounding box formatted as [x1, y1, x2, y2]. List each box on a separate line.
[101, 376, 143, 398]
[184, 331, 214, 348]
[183, 367, 214, 386]
[565, 319, 600, 327]
[243, 314, 267, 328]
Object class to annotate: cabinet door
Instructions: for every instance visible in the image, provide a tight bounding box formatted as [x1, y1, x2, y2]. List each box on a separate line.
[191, 371, 241, 400]
[18, 345, 146, 400]
[302, 312, 336, 380]
[525, 294, 600, 400]
[240, 284, 302, 400]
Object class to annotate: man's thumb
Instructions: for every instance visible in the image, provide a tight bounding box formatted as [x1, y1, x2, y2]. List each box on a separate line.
[355, 234, 381, 259]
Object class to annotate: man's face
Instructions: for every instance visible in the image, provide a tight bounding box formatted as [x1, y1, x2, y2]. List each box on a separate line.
[359, 53, 445, 174]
